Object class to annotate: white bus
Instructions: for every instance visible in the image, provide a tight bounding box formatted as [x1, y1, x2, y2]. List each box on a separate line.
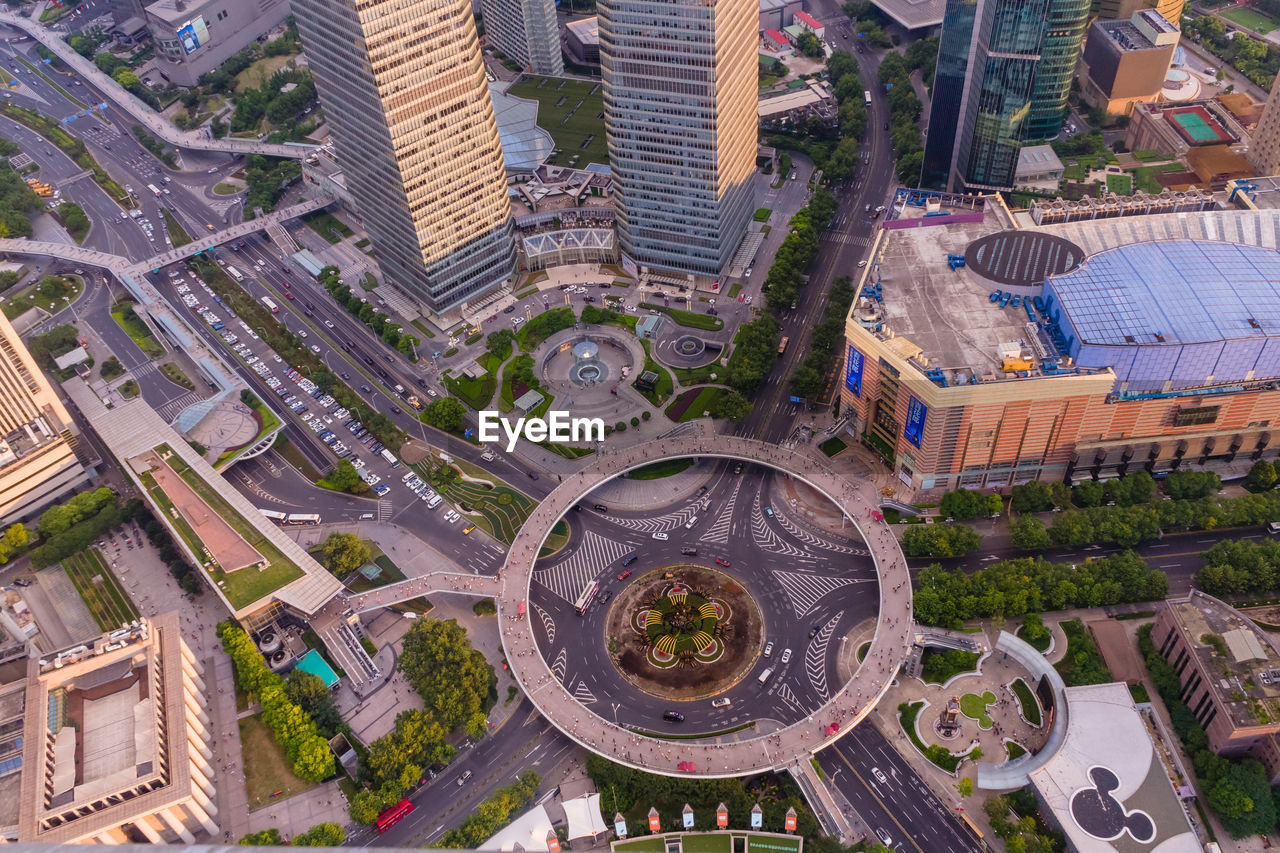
[258, 508, 287, 523]
[147, 183, 161, 198]
[864, 90, 872, 107]
[226, 266, 244, 283]
[379, 448, 400, 468]
[285, 513, 321, 525]
[574, 580, 599, 615]
[261, 296, 279, 313]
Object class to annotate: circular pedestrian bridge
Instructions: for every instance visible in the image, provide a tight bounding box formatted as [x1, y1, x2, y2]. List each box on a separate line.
[496, 431, 913, 777]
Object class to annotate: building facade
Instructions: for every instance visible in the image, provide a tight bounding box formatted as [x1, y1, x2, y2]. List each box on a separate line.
[481, 0, 564, 75]
[1078, 11, 1179, 118]
[600, 0, 757, 278]
[1250, 70, 1280, 178]
[1025, 0, 1092, 140]
[1091, 0, 1184, 25]
[143, 0, 291, 86]
[16, 614, 219, 844]
[565, 17, 601, 65]
[292, 0, 517, 316]
[0, 312, 86, 526]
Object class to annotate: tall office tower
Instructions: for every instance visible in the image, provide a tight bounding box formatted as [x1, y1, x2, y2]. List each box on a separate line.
[923, 0, 1072, 191]
[292, 0, 517, 316]
[1025, 0, 1091, 139]
[481, 0, 564, 75]
[1251, 69, 1280, 177]
[0, 311, 85, 524]
[600, 0, 757, 278]
[1092, 0, 1184, 24]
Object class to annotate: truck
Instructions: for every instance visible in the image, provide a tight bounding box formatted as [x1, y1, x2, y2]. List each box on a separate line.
[380, 448, 400, 468]
[393, 383, 405, 396]
[406, 395, 422, 410]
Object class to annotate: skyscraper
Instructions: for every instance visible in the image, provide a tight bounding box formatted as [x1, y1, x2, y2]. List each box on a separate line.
[292, 0, 516, 316]
[1251, 69, 1280, 177]
[923, 0, 1089, 191]
[481, 0, 564, 75]
[0, 310, 86, 524]
[600, 0, 757, 278]
[1091, 0, 1184, 25]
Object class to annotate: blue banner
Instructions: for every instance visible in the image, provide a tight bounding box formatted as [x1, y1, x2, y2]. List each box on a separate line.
[845, 344, 864, 397]
[904, 395, 927, 448]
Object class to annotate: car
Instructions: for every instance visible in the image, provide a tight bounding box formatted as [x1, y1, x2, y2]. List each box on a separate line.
[711, 697, 731, 708]
[763, 642, 774, 658]
[779, 648, 792, 664]
[503, 304, 515, 313]
[883, 122, 889, 131]
[12, 577, 31, 587]
[662, 711, 685, 722]
[715, 557, 731, 567]
[341, 372, 351, 380]
[361, 384, 373, 392]
[457, 770, 473, 786]
[390, 406, 402, 415]
[733, 462, 743, 474]
[877, 830, 892, 847]
[528, 471, 539, 480]
[652, 532, 669, 540]
[324, 320, 334, 328]
[809, 625, 820, 638]
[872, 767, 888, 784]
[599, 590, 612, 604]
[594, 504, 608, 512]
[857, 259, 868, 267]
[680, 546, 698, 556]
[462, 524, 475, 534]
[764, 506, 773, 517]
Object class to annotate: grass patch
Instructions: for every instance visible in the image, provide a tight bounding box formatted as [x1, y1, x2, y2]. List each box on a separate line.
[753, 207, 772, 222]
[1, 275, 81, 319]
[1134, 162, 1183, 194]
[59, 548, 139, 631]
[1105, 173, 1132, 195]
[505, 76, 607, 167]
[820, 436, 847, 457]
[213, 183, 241, 195]
[303, 210, 352, 244]
[670, 362, 726, 386]
[420, 463, 539, 545]
[119, 379, 139, 398]
[727, 282, 742, 298]
[921, 648, 980, 685]
[110, 299, 165, 359]
[857, 641, 870, 662]
[159, 361, 195, 390]
[665, 386, 732, 422]
[959, 691, 996, 728]
[1010, 677, 1042, 726]
[161, 207, 192, 248]
[272, 435, 322, 482]
[626, 458, 693, 480]
[1006, 741, 1027, 760]
[626, 721, 756, 740]
[1129, 682, 1150, 703]
[899, 701, 971, 772]
[238, 713, 318, 810]
[1222, 5, 1279, 32]
[616, 840, 665, 853]
[681, 835, 732, 853]
[640, 302, 724, 331]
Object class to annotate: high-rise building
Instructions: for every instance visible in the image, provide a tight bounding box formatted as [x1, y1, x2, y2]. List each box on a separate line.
[1025, 0, 1091, 139]
[481, 0, 564, 75]
[1091, 0, 1184, 26]
[1078, 10, 1179, 119]
[600, 0, 757, 278]
[1251, 69, 1280, 177]
[0, 310, 86, 525]
[292, 0, 517, 316]
[923, 0, 1092, 190]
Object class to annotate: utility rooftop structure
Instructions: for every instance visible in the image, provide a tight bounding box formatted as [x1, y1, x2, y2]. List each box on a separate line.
[16, 613, 218, 844]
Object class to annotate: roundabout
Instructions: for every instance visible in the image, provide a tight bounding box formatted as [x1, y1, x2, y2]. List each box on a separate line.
[495, 430, 914, 777]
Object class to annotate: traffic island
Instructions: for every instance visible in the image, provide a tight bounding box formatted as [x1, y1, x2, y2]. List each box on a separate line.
[606, 565, 762, 699]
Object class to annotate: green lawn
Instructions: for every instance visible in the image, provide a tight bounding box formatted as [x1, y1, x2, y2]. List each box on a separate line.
[59, 549, 139, 631]
[214, 183, 241, 195]
[239, 713, 318, 810]
[303, 210, 353, 244]
[820, 436, 847, 457]
[681, 834, 732, 853]
[159, 361, 195, 390]
[615, 841, 665, 853]
[1, 275, 81, 320]
[641, 302, 725, 331]
[111, 300, 165, 359]
[506, 76, 607, 167]
[1105, 173, 1132, 196]
[1010, 677, 1042, 726]
[1006, 741, 1027, 760]
[161, 207, 192, 247]
[1062, 160, 1088, 182]
[666, 386, 733, 422]
[959, 691, 996, 729]
[418, 463, 539, 544]
[1134, 162, 1183, 194]
[1222, 5, 1279, 32]
[626, 458, 693, 480]
[753, 207, 772, 222]
[636, 343, 675, 406]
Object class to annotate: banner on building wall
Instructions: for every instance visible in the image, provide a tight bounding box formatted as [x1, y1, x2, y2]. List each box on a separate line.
[621, 253, 638, 279]
[845, 344, 864, 397]
[903, 395, 927, 449]
[177, 16, 209, 54]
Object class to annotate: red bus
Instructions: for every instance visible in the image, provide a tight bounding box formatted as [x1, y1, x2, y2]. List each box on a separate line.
[376, 799, 414, 833]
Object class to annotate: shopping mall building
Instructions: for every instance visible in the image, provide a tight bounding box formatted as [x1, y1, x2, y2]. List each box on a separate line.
[840, 187, 1280, 492]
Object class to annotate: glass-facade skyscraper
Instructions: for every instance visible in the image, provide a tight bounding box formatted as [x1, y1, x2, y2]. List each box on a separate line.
[292, 0, 516, 316]
[480, 0, 564, 76]
[922, 0, 1087, 191]
[600, 0, 757, 277]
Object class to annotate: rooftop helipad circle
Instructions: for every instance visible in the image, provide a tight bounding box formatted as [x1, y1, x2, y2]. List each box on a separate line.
[965, 230, 1084, 288]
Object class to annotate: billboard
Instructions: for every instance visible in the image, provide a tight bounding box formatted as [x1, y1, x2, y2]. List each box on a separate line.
[620, 252, 638, 279]
[177, 16, 209, 54]
[845, 344, 864, 397]
[903, 395, 927, 449]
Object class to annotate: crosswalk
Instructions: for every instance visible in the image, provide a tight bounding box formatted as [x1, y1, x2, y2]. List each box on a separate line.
[823, 233, 871, 247]
[772, 570, 867, 618]
[774, 510, 864, 555]
[805, 611, 844, 701]
[702, 479, 743, 544]
[604, 503, 700, 534]
[157, 390, 204, 422]
[377, 499, 393, 522]
[533, 531, 631, 603]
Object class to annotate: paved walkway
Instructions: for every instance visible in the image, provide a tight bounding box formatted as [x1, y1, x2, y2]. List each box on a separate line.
[497, 424, 914, 777]
[0, 9, 317, 159]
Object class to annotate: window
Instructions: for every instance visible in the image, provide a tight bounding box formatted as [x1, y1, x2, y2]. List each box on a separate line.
[1172, 405, 1220, 427]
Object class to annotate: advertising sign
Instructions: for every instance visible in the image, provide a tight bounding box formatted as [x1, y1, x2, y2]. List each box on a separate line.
[903, 395, 927, 448]
[621, 252, 638, 279]
[614, 818, 627, 839]
[177, 15, 209, 54]
[750, 810, 762, 829]
[845, 344, 864, 397]
[682, 810, 694, 829]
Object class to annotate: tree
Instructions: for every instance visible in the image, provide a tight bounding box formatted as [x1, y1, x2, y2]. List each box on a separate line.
[1010, 516, 1051, 551]
[317, 532, 370, 578]
[796, 30, 824, 58]
[398, 619, 494, 732]
[939, 488, 989, 521]
[285, 669, 342, 736]
[901, 523, 982, 558]
[324, 458, 368, 494]
[486, 328, 516, 360]
[293, 823, 346, 846]
[1010, 481, 1055, 514]
[112, 67, 140, 90]
[422, 397, 467, 433]
[1246, 459, 1277, 492]
[709, 390, 751, 423]
[238, 829, 283, 846]
[957, 777, 973, 797]
[1162, 470, 1221, 501]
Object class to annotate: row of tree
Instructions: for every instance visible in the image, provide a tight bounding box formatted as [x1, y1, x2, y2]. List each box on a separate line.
[912, 551, 1167, 628]
[789, 276, 855, 400]
[216, 623, 336, 782]
[318, 265, 418, 358]
[875, 51, 925, 184]
[1182, 14, 1280, 90]
[1139, 624, 1277, 837]
[238, 822, 345, 847]
[1195, 539, 1280, 598]
[900, 523, 982, 558]
[31, 493, 135, 570]
[437, 771, 541, 848]
[818, 51, 865, 184]
[134, 504, 203, 595]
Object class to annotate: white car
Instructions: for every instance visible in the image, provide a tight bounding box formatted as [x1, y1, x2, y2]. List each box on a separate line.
[780, 648, 792, 664]
[872, 767, 888, 784]
[711, 698, 731, 708]
[652, 532, 668, 541]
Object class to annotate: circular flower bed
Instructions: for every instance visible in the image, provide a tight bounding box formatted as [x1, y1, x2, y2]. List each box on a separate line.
[645, 590, 719, 655]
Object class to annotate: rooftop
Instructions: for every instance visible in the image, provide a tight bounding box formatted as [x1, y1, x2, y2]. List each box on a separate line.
[869, 0, 943, 30]
[565, 16, 597, 45]
[794, 11, 822, 28]
[1046, 241, 1280, 347]
[1028, 682, 1199, 853]
[1166, 591, 1280, 731]
[1097, 18, 1161, 52]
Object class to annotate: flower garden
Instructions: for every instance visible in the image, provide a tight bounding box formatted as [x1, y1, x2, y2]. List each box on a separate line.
[640, 588, 726, 666]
